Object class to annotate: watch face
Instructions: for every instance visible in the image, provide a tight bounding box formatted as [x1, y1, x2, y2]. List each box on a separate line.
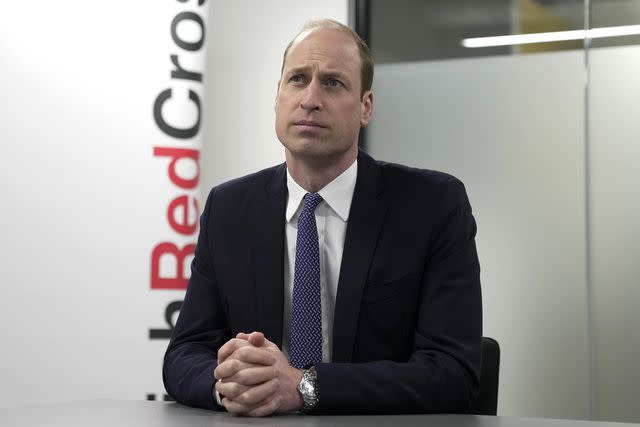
[300, 380, 314, 396]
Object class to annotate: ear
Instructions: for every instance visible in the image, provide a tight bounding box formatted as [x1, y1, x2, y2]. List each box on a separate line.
[360, 90, 374, 127]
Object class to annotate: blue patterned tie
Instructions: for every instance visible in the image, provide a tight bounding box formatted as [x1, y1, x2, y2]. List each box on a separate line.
[290, 193, 323, 369]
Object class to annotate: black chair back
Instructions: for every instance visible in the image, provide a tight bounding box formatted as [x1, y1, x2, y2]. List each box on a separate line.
[468, 337, 500, 415]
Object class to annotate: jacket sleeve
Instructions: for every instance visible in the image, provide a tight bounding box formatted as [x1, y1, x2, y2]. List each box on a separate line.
[313, 178, 482, 414]
[162, 188, 230, 410]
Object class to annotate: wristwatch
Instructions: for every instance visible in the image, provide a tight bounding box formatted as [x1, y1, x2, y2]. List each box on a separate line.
[297, 366, 319, 413]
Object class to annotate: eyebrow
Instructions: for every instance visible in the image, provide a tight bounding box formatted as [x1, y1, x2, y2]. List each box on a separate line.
[285, 66, 351, 82]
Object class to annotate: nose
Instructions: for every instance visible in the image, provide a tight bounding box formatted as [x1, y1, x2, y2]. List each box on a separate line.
[300, 79, 322, 111]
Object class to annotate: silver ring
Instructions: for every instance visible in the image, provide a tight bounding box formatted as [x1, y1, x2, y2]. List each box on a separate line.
[214, 379, 224, 407]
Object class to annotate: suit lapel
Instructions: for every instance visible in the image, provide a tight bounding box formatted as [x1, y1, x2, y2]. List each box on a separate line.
[250, 164, 287, 348]
[332, 151, 388, 362]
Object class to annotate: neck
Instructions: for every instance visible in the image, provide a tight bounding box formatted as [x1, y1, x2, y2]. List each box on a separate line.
[285, 148, 357, 193]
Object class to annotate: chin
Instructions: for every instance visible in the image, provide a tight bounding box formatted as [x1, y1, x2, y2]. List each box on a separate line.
[281, 136, 356, 159]
[292, 147, 356, 168]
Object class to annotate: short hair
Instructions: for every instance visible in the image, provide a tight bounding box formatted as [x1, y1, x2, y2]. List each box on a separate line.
[280, 19, 374, 97]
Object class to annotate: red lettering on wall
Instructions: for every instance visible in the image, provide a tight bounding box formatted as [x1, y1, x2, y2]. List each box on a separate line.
[167, 195, 199, 235]
[150, 242, 196, 289]
[153, 147, 200, 189]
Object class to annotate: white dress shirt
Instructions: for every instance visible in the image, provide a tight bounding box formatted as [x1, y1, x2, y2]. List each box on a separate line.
[282, 160, 358, 363]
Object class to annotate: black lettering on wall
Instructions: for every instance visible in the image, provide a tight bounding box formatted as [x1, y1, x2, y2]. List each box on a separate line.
[176, 0, 208, 5]
[170, 54, 203, 82]
[149, 300, 183, 339]
[153, 88, 201, 139]
[146, 393, 176, 401]
[171, 12, 205, 51]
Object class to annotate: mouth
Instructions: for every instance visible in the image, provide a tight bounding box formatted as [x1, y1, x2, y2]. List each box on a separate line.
[293, 120, 328, 129]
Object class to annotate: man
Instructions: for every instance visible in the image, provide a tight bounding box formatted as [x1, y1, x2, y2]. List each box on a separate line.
[163, 19, 482, 416]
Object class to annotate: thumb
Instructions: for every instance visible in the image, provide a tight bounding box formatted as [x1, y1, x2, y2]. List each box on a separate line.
[247, 331, 266, 347]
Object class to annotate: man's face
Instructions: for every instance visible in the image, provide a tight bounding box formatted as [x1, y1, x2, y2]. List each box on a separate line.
[275, 29, 373, 166]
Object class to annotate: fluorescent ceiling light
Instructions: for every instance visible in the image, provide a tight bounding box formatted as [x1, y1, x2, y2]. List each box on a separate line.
[462, 24, 640, 48]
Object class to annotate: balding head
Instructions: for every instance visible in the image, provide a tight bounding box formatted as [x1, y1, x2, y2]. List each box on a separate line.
[280, 19, 374, 97]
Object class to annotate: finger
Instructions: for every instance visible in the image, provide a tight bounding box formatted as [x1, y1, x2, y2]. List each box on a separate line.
[224, 392, 282, 417]
[222, 395, 256, 416]
[233, 378, 279, 407]
[261, 336, 281, 352]
[218, 338, 253, 364]
[222, 397, 250, 416]
[236, 331, 266, 348]
[221, 396, 246, 415]
[217, 380, 250, 400]
[225, 365, 277, 386]
[229, 345, 276, 365]
[246, 394, 282, 417]
[215, 358, 261, 380]
[247, 331, 266, 347]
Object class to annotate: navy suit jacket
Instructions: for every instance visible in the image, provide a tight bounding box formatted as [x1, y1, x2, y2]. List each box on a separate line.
[163, 150, 482, 414]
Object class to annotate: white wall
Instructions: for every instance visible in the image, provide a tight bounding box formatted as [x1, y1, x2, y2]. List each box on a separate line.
[0, 0, 348, 409]
[0, 0, 187, 407]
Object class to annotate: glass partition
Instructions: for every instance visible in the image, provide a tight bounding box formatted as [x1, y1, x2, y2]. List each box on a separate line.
[588, 0, 640, 423]
[362, 0, 640, 422]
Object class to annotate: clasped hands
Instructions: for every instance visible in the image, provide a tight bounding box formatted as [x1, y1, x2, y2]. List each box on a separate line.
[214, 332, 303, 416]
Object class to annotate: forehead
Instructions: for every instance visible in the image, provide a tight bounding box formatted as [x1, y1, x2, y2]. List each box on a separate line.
[284, 29, 361, 74]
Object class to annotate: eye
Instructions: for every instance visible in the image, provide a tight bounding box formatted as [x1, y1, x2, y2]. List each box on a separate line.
[289, 74, 306, 84]
[325, 78, 343, 88]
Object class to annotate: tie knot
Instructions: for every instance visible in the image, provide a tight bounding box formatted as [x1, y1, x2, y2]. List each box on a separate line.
[303, 193, 323, 213]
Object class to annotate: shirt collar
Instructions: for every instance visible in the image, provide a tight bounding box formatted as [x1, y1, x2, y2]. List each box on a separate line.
[285, 159, 358, 223]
